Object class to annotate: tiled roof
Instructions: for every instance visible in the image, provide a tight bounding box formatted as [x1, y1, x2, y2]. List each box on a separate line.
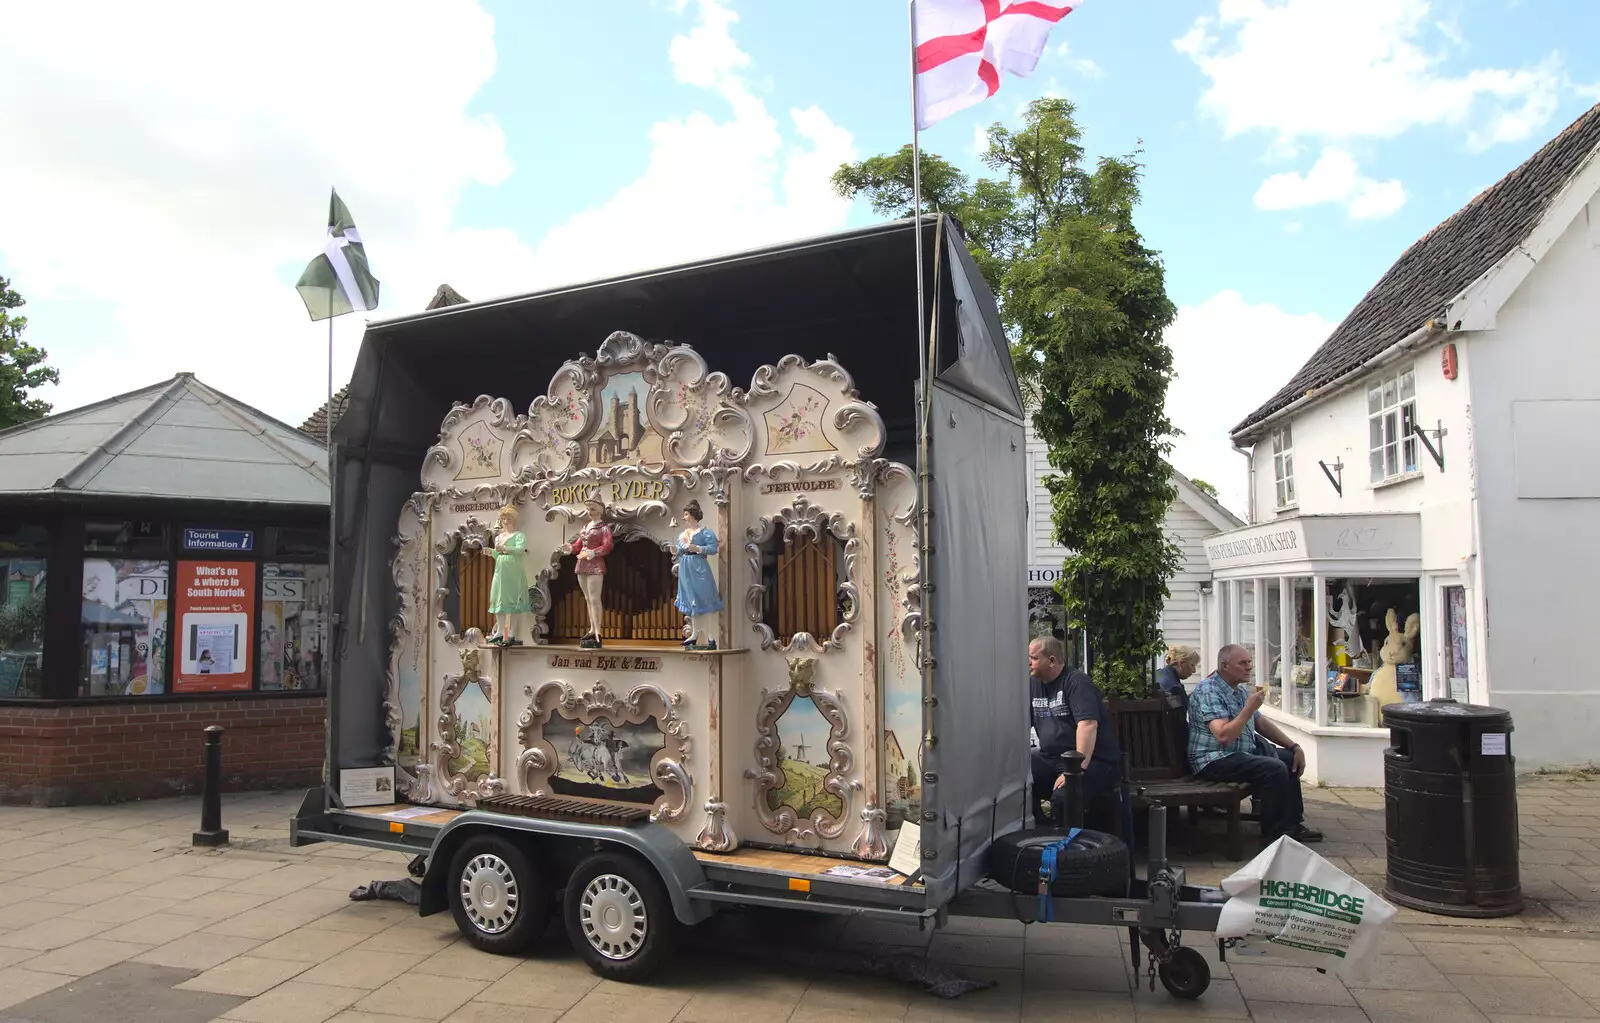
[0, 373, 328, 504]
[299, 386, 348, 446]
[299, 283, 469, 443]
[1233, 102, 1600, 437]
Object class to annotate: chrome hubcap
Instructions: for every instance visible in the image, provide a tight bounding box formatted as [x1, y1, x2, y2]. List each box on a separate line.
[460, 853, 519, 934]
[579, 873, 647, 960]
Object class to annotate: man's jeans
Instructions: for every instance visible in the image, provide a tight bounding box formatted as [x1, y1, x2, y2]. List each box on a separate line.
[1195, 744, 1303, 843]
[1032, 752, 1119, 832]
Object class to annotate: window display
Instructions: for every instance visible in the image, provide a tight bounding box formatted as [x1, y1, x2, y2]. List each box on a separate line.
[261, 563, 329, 691]
[80, 559, 170, 697]
[1226, 574, 1421, 727]
[1, 558, 46, 698]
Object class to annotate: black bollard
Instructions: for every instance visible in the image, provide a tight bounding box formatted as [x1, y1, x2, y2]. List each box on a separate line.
[1058, 750, 1085, 828]
[193, 725, 229, 847]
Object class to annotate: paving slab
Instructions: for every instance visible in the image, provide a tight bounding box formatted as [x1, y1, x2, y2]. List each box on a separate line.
[7, 774, 1600, 1021]
[0, 962, 245, 1023]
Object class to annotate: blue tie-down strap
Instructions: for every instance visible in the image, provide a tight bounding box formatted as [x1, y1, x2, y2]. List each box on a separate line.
[1036, 828, 1082, 923]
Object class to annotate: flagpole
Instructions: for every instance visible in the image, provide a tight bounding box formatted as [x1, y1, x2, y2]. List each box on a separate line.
[909, 0, 927, 411]
[908, 0, 938, 816]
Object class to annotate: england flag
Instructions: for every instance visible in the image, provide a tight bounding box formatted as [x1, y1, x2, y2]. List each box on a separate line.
[914, 0, 1083, 130]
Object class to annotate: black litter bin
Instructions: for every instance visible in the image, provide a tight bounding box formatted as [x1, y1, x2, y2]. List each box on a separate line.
[1383, 699, 1521, 917]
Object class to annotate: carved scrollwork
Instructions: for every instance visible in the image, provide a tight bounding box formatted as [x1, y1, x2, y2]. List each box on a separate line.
[745, 657, 857, 844]
[852, 802, 889, 861]
[744, 496, 861, 654]
[596, 329, 652, 368]
[433, 515, 496, 643]
[736, 354, 857, 405]
[386, 495, 431, 790]
[648, 345, 754, 468]
[423, 396, 521, 487]
[430, 630, 503, 804]
[695, 801, 739, 852]
[682, 455, 739, 507]
[516, 680, 692, 824]
[832, 402, 887, 460]
[740, 455, 847, 483]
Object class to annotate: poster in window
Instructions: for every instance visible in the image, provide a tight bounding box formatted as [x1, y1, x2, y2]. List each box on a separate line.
[174, 560, 256, 693]
[80, 559, 168, 696]
[260, 564, 327, 691]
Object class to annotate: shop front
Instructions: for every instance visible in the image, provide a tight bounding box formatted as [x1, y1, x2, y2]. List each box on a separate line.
[1205, 514, 1434, 787]
[0, 374, 331, 804]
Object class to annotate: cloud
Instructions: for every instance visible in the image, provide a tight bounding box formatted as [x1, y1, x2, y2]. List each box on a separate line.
[0, 0, 856, 427]
[1174, 0, 1565, 153]
[0, 0, 517, 421]
[516, 0, 857, 291]
[1054, 41, 1105, 79]
[1254, 148, 1408, 220]
[1164, 290, 1334, 517]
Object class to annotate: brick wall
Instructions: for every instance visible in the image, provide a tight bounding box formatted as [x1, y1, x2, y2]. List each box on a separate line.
[0, 695, 326, 806]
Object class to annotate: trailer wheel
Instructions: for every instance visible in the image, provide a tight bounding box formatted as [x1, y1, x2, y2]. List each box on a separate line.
[1158, 946, 1211, 1000]
[985, 828, 1129, 898]
[448, 835, 550, 955]
[563, 851, 678, 982]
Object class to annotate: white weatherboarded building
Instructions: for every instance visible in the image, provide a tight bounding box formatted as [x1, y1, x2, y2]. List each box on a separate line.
[1209, 103, 1600, 785]
[1024, 418, 1243, 669]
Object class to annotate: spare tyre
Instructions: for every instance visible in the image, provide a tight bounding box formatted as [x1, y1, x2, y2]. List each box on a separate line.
[986, 828, 1129, 898]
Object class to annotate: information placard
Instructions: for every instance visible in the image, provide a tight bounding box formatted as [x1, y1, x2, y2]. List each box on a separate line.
[174, 560, 256, 693]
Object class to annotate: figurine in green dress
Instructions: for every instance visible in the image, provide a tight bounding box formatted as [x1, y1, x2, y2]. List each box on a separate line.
[487, 505, 530, 646]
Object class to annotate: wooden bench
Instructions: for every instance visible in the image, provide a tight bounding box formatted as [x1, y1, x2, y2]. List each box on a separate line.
[1110, 694, 1251, 861]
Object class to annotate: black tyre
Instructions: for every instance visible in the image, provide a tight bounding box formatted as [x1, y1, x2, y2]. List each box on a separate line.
[563, 851, 679, 982]
[1159, 946, 1211, 999]
[448, 834, 551, 955]
[986, 828, 1129, 898]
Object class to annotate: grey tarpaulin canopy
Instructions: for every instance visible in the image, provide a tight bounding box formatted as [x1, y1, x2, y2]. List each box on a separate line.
[329, 215, 1027, 905]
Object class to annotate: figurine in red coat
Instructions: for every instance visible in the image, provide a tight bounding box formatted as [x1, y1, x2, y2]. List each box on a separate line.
[563, 497, 613, 648]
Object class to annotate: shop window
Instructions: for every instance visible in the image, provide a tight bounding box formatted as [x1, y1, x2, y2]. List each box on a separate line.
[1367, 368, 1419, 484]
[758, 531, 847, 645]
[80, 559, 170, 697]
[1237, 580, 1256, 656]
[268, 526, 329, 561]
[85, 520, 167, 557]
[0, 557, 47, 698]
[548, 535, 682, 643]
[1263, 580, 1283, 704]
[1443, 585, 1469, 702]
[0, 523, 49, 555]
[1027, 588, 1083, 669]
[1271, 426, 1296, 508]
[261, 564, 329, 690]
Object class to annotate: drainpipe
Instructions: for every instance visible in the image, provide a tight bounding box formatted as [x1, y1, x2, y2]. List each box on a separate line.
[1233, 440, 1256, 525]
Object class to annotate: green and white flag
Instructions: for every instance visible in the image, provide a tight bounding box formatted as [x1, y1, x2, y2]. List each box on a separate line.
[296, 189, 380, 321]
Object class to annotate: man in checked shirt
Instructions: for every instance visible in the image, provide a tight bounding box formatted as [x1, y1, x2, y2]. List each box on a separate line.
[1188, 644, 1323, 849]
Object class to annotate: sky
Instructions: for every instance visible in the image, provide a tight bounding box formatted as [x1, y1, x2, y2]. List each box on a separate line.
[4, 0, 1598, 516]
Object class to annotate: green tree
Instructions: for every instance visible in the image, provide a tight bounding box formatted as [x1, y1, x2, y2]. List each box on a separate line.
[833, 99, 1181, 698]
[1190, 478, 1220, 499]
[0, 278, 60, 429]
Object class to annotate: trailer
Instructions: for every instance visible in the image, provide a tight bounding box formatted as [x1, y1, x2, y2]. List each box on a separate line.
[292, 214, 1227, 999]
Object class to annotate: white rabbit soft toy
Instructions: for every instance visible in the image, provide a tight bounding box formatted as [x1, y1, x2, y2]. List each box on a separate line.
[1368, 608, 1421, 707]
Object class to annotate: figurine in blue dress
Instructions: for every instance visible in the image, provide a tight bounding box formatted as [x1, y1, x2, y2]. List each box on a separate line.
[674, 500, 722, 650]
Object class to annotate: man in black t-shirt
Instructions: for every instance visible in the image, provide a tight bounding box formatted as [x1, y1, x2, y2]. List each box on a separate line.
[1027, 636, 1122, 828]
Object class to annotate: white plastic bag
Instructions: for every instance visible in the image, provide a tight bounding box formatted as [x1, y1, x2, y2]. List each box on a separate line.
[1215, 836, 1397, 979]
